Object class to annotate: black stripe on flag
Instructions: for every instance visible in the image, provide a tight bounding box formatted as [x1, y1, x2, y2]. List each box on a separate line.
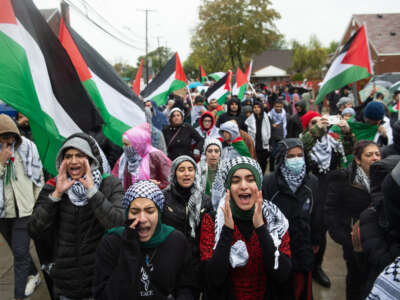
[13, 0, 103, 132]
[68, 25, 144, 109]
[140, 53, 176, 98]
[205, 72, 230, 100]
[339, 27, 361, 55]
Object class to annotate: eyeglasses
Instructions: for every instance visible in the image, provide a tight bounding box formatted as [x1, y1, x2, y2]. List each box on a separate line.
[203, 119, 212, 123]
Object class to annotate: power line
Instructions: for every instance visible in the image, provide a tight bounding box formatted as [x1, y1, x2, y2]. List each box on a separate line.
[64, 0, 145, 51]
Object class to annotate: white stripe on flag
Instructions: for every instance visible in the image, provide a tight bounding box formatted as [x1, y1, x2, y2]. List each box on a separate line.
[144, 71, 176, 100]
[0, 21, 81, 137]
[321, 53, 352, 86]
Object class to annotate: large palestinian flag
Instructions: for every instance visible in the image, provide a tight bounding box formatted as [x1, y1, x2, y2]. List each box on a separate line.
[0, 0, 104, 175]
[59, 18, 145, 147]
[205, 70, 232, 105]
[141, 53, 187, 106]
[316, 25, 373, 104]
[232, 61, 252, 100]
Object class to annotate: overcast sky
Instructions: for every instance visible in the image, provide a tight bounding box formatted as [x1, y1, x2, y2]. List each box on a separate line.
[33, 0, 400, 66]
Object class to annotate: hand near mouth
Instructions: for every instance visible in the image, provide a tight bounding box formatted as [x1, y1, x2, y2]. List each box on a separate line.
[221, 190, 234, 230]
[252, 190, 264, 229]
[79, 159, 94, 190]
[53, 160, 76, 199]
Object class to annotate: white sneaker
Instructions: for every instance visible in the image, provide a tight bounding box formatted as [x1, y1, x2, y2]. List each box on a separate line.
[24, 273, 41, 297]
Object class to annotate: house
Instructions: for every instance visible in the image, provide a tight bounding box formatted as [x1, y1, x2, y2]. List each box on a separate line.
[251, 49, 293, 82]
[340, 13, 400, 74]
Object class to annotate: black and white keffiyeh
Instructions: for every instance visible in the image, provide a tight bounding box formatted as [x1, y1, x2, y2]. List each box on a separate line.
[310, 134, 345, 174]
[67, 169, 102, 206]
[354, 165, 371, 193]
[122, 180, 165, 210]
[212, 156, 289, 269]
[118, 146, 142, 182]
[367, 256, 400, 300]
[280, 163, 306, 194]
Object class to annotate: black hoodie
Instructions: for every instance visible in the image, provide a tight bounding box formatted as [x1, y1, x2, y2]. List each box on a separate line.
[382, 120, 400, 158]
[216, 97, 248, 131]
[287, 100, 307, 138]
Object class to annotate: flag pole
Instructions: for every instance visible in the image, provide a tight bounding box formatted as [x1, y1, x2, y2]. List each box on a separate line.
[248, 81, 257, 94]
[186, 86, 194, 107]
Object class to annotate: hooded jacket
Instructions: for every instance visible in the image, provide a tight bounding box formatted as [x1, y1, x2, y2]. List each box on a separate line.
[382, 120, 400, 158]
[245, 103, 271, 151]
[218, 120, 251, 160]
[262, 139, 321, 273]
[216, 97, 248, 131]
[0, 114, 43, 218]
[28, 133, 125, 298]
[196, 111, 220, 139]
[150, 100, 168, 130]
[112, 123, 171, 190]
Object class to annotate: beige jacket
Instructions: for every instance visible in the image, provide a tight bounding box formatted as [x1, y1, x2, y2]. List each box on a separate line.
[0, 152, 43, 218]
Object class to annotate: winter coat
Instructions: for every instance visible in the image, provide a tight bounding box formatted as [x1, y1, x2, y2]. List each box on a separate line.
[94, 230, 196, 300]
[245, 112, 271, 151]
[360, 159, 400, 294]
[381, 121, 400, 158]
[287, 101, 307, 138]
[195, 111, 220, 139]
[28, 176, 125, 298]
[216, 98, 248, 131]
[162, 123, 204, 161]
[325, 163, 371, 260]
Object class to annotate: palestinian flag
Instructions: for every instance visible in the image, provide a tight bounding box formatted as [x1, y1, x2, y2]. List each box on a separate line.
[59, 18, 145, 147]
[141, 53, 187, 106]
[205, 71, 232, 105]
[316, 25, 373, 104]
[209, 72, 225, 82]
[132, 59, 143, 95]
[200, 66, 207, 83]
[232, 61, 252, 100]
[0, 0, 103, 175]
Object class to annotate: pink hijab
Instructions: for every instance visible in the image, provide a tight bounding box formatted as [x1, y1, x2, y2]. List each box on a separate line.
[112, 123, 156, 184]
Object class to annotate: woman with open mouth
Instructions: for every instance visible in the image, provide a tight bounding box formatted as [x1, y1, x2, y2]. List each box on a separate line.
[94, 180, 196, 299]
[162, 155, 212, 299]
[200, 157, 292, 299]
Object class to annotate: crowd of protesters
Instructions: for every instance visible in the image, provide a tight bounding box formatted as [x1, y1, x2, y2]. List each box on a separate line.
[1, 80, 400, 300]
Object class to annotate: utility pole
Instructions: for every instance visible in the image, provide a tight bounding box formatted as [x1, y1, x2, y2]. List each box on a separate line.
[156, 36, 161, 73]
[137, 9, 156, 84]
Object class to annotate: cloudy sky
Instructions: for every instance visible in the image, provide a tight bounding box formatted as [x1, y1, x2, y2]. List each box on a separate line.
[33, 0, 400, 66]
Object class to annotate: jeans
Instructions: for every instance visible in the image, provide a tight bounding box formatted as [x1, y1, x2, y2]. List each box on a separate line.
[0, 217, 38, 298]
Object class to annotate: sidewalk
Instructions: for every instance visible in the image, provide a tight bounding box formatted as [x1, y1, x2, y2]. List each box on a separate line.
[0, 233, 345, 300]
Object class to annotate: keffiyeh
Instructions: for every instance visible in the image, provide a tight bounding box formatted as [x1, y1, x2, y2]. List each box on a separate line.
[122, 180, 165, 210]
[354, 165, 371, 193]
[310, 133, 345, 173]
[67, 168, 102, 206]
[268, 108, 287, 137]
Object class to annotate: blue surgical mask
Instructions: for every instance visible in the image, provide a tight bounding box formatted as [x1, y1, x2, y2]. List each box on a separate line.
[285, 157, 305, 174]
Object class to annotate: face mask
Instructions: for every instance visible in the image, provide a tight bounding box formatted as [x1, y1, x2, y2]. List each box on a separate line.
[285, 157, 305, 174]
[123, 145, 137, 160]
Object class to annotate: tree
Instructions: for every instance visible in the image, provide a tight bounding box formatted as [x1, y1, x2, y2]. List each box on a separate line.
[113, 62, 137, 82]
[289, 35, 329, 80]
[189, 0, 282, 71]
[137, 46, 174, 79]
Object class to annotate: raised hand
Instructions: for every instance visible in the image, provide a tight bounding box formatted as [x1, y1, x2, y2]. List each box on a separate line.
[221, 190, 234, 230]
[52, 160, 75, 199]
[252, 190, 264, 229]
[79, 159, 94, 190]
[0, 144, 12, 165]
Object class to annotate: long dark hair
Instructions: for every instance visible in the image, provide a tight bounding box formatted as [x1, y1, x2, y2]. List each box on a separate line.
[353, 140, 380, 161]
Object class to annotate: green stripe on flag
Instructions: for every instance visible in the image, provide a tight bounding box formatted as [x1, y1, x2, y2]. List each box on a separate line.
[238, 84, 247, 101]
[83, 79, 130, 146]
[316, 66, 370, 104]
[0, 31, 64, 175]
[218, 92, 229, 105]
[152, 79, 187, 107]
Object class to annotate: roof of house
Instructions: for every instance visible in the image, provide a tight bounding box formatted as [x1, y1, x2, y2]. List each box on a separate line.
[352, 13, 400, 55]
[253, 65, 287, 77]
[252, 49, 293, 73]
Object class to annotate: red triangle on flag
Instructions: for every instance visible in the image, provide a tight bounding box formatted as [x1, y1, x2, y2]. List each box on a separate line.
[200, 66, 206, 78]
[341, 25, 372, 74]
[236, 67, 247, 87]
[175, 53, 187, 84]
[132, 59, 143, 96]
[224, 70, 232, 91]
[58, 18, 92, 82]
[0, 0, 17, 24]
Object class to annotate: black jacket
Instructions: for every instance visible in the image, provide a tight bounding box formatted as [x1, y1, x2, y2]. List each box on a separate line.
[28, 176, 125, 298]
[262, 170, 320, 272]
[325, 164, 371, 260]
[286, 101, 306, 138]
[162, 185, 211, 291]
[94, 229, 195, 300]
[360, 161, 400, 294]
[162, 123, 204, 161]
[216, 98, 248, 131]
[381, 120, 400, 158]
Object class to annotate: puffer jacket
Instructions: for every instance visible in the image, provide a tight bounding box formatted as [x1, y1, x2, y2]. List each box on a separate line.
[28, 175, 125, 298]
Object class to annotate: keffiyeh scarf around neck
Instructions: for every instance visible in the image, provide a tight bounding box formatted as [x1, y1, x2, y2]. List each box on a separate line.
[67, 169, 102, 206]
[118, 147, 143, 183]
[310, 133, 345, 174]
[268, 108, 287, 137]
[354, 165, 370, 193]
[280, 163, 306, 193]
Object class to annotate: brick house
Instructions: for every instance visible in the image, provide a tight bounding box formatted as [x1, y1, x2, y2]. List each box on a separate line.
[340, 13, 400, 75]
